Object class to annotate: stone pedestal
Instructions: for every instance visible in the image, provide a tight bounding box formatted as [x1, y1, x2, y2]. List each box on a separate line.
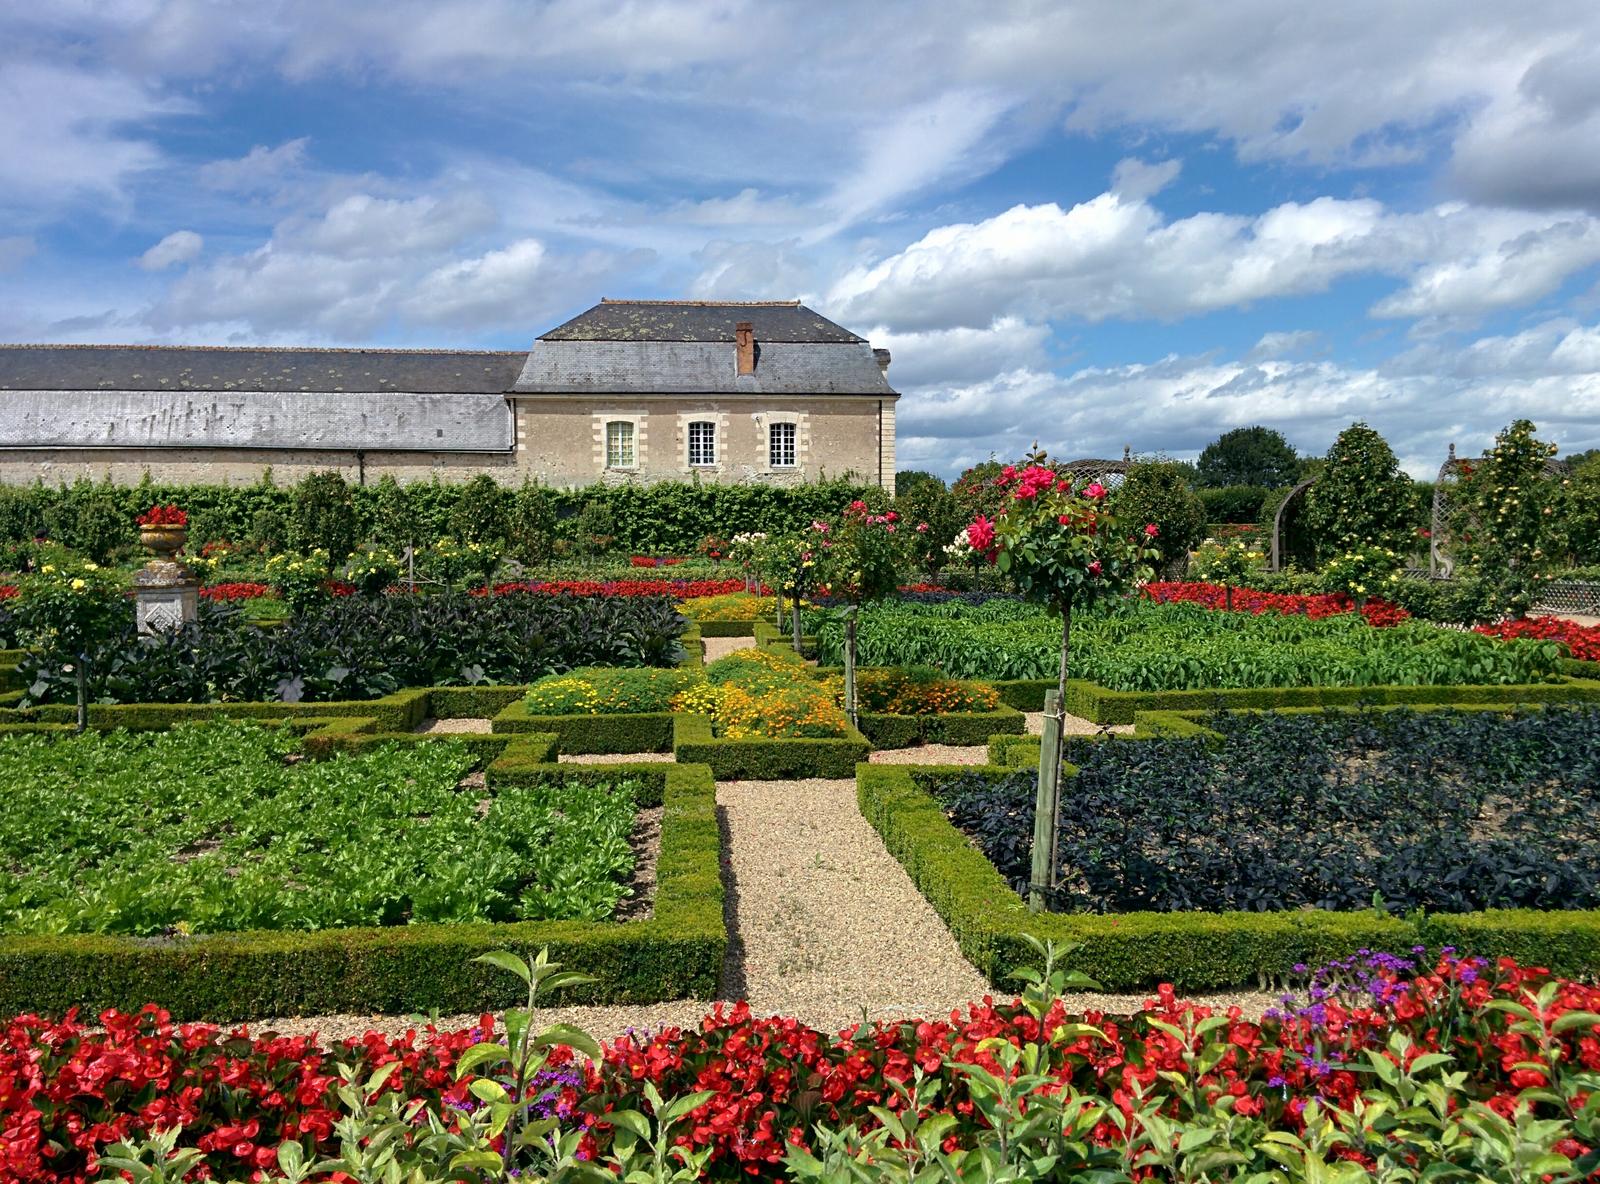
[134, 526, 199, 635]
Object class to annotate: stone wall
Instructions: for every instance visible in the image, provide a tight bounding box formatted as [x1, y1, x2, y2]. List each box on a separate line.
[0, 395, 897, 491]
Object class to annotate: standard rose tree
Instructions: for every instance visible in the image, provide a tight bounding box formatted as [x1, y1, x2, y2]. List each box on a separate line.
[962, 460, 1160, 907]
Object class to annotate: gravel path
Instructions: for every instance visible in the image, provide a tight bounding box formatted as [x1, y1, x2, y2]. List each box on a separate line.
[1026, 711, 1135, 737]
[713, 777, 991, 1027]
[868, 744, 990, 765]
[413, 717, 493, 734]
[702, 635, 757, 662]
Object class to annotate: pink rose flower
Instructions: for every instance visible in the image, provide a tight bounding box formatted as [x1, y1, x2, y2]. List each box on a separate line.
[1088, 560, 1103, 576]
[1084, 482, 1108, 500]
[1144, 523, 1160, 537]
[966, 515, 997, 553]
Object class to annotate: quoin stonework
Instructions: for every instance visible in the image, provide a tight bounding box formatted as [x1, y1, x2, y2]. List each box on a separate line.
[0, 299, 899, 493]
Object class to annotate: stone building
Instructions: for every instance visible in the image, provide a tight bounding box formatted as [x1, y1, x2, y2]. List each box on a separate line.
[0, 299, 899, 492]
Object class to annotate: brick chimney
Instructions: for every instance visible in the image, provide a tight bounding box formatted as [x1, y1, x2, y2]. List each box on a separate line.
[735, 321, 755, 375]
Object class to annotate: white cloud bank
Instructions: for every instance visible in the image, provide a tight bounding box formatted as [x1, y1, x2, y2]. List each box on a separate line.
[828, 194, 1600, 331]
[138, 230, 203, 270]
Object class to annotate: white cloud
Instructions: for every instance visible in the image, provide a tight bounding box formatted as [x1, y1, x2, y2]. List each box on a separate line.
[688, 239, 817, 301]
[290, 192, 498, 258]
[815, 89, 1016, 237]
[829, 193, 1600, 331]
[1449, 42, 1600, 211]
[138, 230, 204, 271]
[895, 316, 1600, 481]
[1371, 214, 1600, 319]
[197, 138, 311, 193]
[1111, 157, 1182, 200]
[1249, 330, 1325, 360]
[0, 62, 184, 209]
[866, 317, 1052, 387]
[401, 238, 547, 324]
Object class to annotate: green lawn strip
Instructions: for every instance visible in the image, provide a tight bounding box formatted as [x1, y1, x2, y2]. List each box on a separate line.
[857, 761, 1600, 990]
[0, 728, 722, 1018]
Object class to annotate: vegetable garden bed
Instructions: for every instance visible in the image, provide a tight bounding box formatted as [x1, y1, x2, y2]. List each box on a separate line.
[0, 717, 724, 1018]
[860, 704, 1600, 989]
[814, 598, 1570, 691]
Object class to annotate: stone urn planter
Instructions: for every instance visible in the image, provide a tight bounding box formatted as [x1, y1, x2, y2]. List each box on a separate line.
[139, 524, 187, 561]
[134, 512, 197, 634]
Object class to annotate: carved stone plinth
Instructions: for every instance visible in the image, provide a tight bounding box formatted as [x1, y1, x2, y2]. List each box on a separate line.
[134, 551, 199, 636]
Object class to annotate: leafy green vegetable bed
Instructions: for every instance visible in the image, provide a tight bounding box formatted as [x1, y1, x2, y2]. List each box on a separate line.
[0, 721, 640, 936]
[814, 598, 1564, 689]
[931, 706, 1600, 915]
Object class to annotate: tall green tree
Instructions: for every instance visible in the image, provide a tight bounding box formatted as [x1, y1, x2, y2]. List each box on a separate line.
[288, 471, 359, 561]
[1114, 462, 1206, 576]
[451, 474, 508, 546]
[1303, 422, 1413, 561]
[893, 470, 945, 499]
[1196, 426, 1301, 488]
[1451, 419, 1562, 612]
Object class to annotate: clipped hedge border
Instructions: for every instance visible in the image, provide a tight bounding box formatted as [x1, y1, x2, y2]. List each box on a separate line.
[0, 732, 723, 1019]
[988, 675, 1600, 723]
[856, 704, 1026, 749]
[752, 620, 817, 657]
[694, 620, 759, 637]
[673, 712, 869, 779]
[493, 699, 675, 754]
[0, 688, 436, 733]
[858, 761, 1600, 989]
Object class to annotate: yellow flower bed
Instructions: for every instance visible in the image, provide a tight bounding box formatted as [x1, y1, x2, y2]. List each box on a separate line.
[524, 666, 697, 715]
[678, 593, 778, 622]
[671, 646, 848, 739]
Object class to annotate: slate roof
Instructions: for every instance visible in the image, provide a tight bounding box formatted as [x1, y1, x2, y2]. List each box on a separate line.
[0, 345, 526, 393]
[514, 340, 894, 396]
[540, 299, 865, 343]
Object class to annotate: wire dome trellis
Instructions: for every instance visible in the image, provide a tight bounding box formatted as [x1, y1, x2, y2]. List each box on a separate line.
[1058, 445, 1136, 490]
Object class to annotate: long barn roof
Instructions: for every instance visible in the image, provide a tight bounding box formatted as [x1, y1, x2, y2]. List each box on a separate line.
[0, 345, 526, 393]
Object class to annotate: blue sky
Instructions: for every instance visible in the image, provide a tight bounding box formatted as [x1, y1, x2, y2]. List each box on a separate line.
[3, 1, 1600, 479]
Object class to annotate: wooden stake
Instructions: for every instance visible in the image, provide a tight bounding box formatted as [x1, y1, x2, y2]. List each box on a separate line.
[1029, 688, 1063, 911]
[842, 605, 859, 726]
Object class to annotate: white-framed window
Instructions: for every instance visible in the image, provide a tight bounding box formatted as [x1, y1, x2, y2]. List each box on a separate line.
[687, 420, 717, 466]
[769, 421, 797, 468]
[605, 420, 636, 468]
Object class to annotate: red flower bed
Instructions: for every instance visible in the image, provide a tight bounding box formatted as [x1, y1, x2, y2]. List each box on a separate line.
[484, 578, 750, 599]
[0, 585, 16, 600]
[1143, 581, 1411, 627]
[198, 582, 273, 602]
[628, 556, 684, 568]
[1, 1006, 487, 1182]
[135, 505, 187, 528]
[1475, 615, 1600, 662]
[4, 954, 1597, 1181]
